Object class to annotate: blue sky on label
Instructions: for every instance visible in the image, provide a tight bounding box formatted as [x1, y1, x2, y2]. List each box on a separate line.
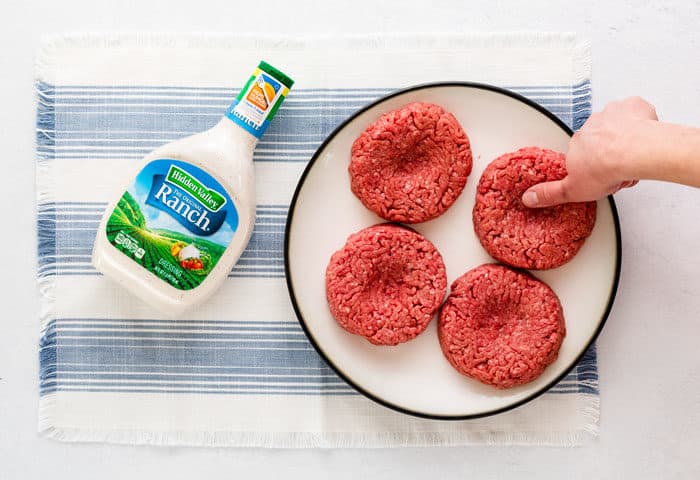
[127, 185, 235, 247]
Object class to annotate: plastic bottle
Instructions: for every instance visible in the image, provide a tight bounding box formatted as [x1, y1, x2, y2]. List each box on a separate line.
[92, 61, 293, 315]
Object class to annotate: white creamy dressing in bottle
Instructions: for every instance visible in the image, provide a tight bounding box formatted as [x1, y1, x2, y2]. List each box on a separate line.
[92, 62, 293, 315]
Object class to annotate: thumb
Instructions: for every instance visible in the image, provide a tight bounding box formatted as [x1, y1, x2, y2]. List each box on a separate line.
[521, 179, 570, 208]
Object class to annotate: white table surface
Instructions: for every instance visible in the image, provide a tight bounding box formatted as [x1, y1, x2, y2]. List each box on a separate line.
[2, 0, 700, 478]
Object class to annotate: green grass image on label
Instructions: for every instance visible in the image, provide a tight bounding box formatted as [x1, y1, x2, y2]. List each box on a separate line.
[106, 191, 226, 291]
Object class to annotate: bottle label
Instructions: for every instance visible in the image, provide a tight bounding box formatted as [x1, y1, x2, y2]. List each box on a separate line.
[106, 159, 238, 291]
[225, 65, 291, 138]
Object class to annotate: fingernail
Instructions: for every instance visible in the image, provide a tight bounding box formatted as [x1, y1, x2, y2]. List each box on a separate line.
[522, 191, 539, 207]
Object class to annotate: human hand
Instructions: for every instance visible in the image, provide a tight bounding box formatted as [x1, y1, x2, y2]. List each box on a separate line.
[522, 96, 658, 208]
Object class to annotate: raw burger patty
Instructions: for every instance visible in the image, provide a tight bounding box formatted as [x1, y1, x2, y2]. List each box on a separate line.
[438, 264, 565, 389]
[349, 102, 472, 224]
[473, 146, 597, 270]
[325, 223, 447, 346]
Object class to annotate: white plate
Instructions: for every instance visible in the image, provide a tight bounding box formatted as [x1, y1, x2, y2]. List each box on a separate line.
[284, 83, 620, 419]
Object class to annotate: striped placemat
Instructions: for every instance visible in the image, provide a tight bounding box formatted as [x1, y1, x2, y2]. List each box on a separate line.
[37, 33, 598, 446]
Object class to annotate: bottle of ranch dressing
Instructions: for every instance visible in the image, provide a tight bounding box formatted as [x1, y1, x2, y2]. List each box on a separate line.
[93, 61, 293, 315]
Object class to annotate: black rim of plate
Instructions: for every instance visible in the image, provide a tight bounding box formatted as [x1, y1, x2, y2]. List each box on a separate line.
[283, 81, 622, 420]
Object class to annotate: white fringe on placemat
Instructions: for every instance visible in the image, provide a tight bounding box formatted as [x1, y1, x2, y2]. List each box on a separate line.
[38, 393, 599, 447]
[35, 32, 591, 87]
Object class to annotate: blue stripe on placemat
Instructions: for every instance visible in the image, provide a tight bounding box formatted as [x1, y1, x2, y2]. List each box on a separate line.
[39, 317, 586, 395]
[35, 82, 591, 162]
[39, 317, 355, 395]
[37, 82, 597, 398]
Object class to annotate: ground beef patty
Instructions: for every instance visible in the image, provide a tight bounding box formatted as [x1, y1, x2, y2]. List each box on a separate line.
[349, 102, 472, 224]
[325, 223, 447, 346]
[473, 146, 597, 270]
[438, 264, 565, 389]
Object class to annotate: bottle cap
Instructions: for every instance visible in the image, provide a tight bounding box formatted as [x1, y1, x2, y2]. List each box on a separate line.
[258, 61, 294, 89]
